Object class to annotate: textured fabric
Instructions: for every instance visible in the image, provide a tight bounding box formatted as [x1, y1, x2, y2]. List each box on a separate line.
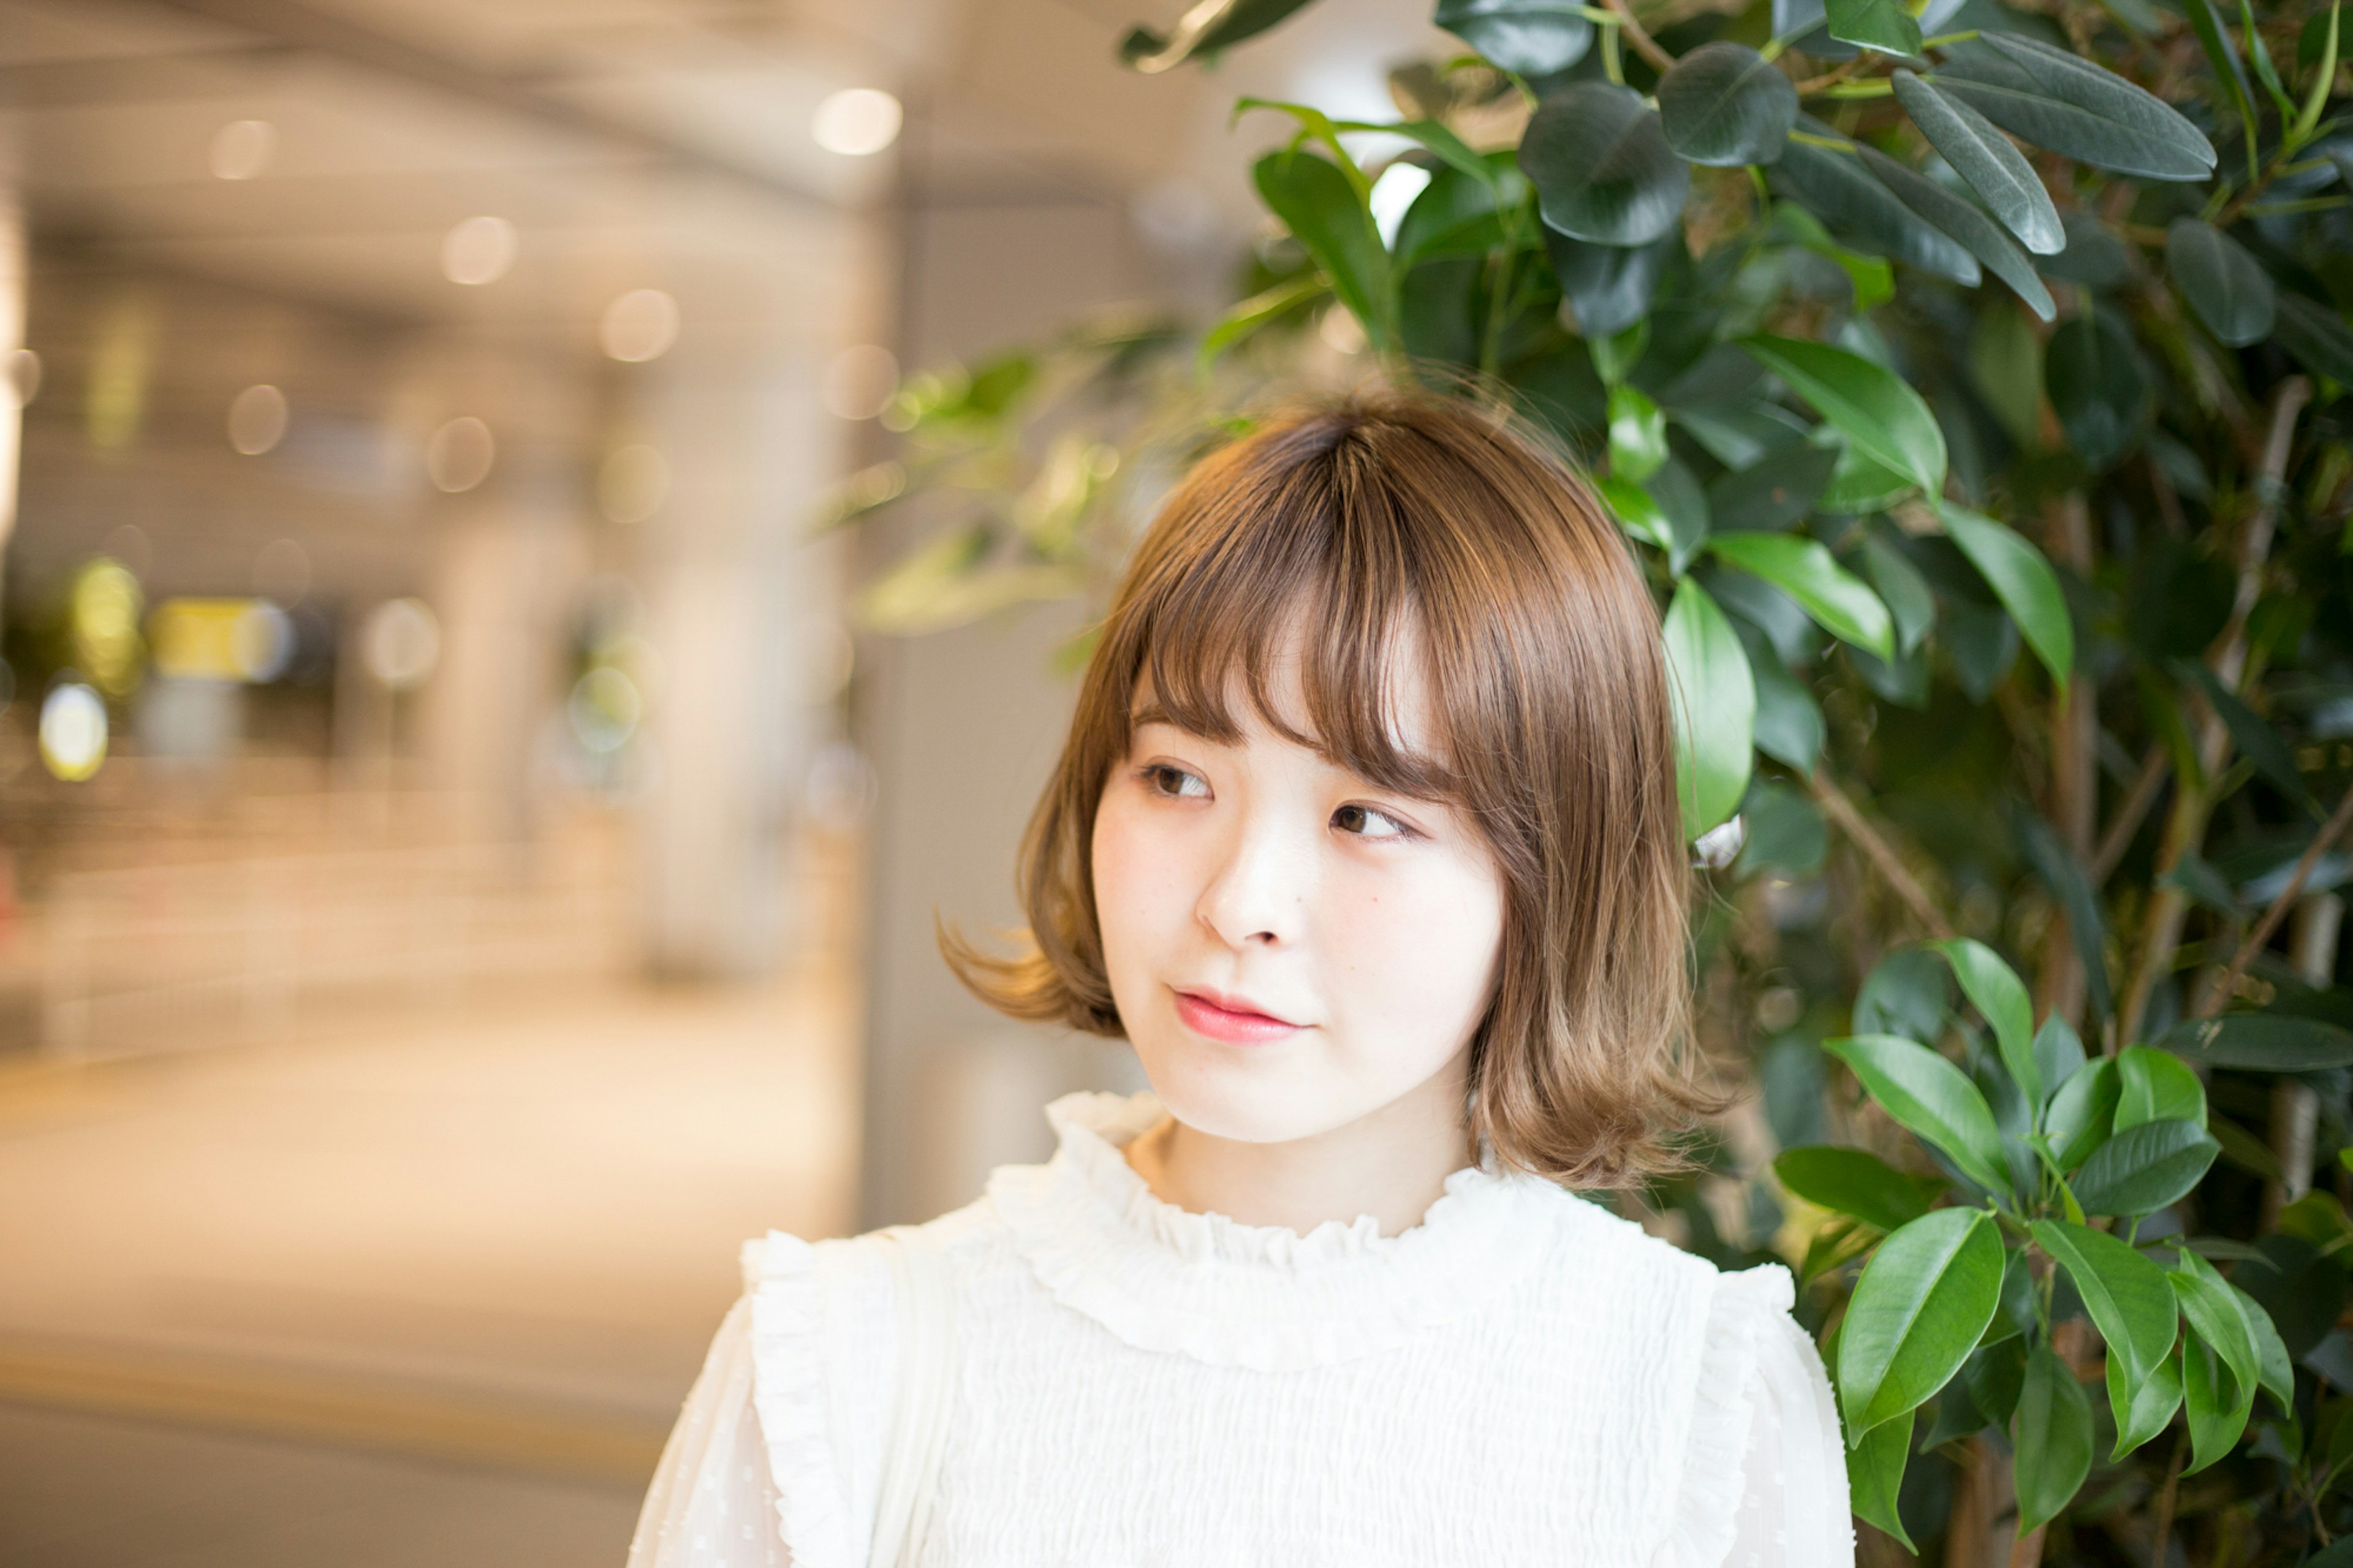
[627, 1090, 1854, 1568]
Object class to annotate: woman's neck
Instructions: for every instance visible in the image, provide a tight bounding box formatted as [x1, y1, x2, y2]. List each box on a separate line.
[1121, 1059, 1477, 1237]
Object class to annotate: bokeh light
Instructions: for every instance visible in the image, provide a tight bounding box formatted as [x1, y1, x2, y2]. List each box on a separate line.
[600, 289, 679, 363]
[228, 384, 288, 455]
[426, 416, 495, 492]
[811, 88, 902, 156]
[4, 347, 40, 406]
[362, 598, 441, 690]
[567, 666, 642, 754]
[822, 344, 899, 420]
[598, 444, 669, 525]
[69, 558, 145, 699]
[39, 683, 108, 782]
[442, 216, 518, 286]
[209, 119, 275, 180]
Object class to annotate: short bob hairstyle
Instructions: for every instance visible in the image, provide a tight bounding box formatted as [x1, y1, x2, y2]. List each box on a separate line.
[947, 387, 1722, 1187]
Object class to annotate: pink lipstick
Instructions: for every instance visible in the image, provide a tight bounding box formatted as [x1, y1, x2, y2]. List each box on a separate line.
[1171, 987, 1303, 1045]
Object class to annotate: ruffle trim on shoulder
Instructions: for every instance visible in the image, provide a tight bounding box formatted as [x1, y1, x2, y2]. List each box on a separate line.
[1655, 1261, 1797, 1568]
[985, 1089, 1569, 1371]
[741, 1232, 859, 1568]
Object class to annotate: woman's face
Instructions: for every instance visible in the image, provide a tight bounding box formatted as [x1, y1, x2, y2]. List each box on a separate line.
[1089, 647, 1508, 1147]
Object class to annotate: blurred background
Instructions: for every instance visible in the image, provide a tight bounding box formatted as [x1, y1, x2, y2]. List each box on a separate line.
[0, 1, 1455, 1561]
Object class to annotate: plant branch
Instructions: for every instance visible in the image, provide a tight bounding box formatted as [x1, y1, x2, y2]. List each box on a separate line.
[2091, 744, 2170, 883]
[1806, 768, 1957, 939]
[1601, 0, 1678, 75]
[2151, 1431, 2187, 1567]
[2195, 782, 2353, 1018]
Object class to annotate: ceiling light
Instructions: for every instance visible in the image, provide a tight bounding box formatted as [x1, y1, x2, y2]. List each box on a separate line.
[813, 89, 902, 156]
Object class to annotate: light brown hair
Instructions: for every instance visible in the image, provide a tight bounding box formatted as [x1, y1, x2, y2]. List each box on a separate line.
[947, 386, 1722, 1186]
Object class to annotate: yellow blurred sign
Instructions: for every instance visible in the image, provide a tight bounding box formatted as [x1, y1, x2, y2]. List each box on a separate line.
[150, 598, 290, 683]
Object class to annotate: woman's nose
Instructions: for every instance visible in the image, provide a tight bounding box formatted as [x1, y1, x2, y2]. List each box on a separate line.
[1194, 816, 1306, 949]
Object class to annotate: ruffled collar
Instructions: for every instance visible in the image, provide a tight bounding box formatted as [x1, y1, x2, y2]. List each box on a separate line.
[983, 1089, 1572, 1371]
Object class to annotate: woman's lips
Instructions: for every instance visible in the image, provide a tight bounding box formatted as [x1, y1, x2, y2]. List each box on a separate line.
[1171, 987, 1303, 1045]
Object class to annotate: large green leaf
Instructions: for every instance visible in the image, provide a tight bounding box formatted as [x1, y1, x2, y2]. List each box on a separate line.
[1929, 34, 2218, 180]
[1857, 147, 2054, 321]
[1827, 0, 1922, 57]
[1662, 578, 1756, 839]
[1608, 384, 1669, 482]
[1936, 504, 2074, 689]
[2171, 1251, 2260, 1406]
[1198, 273, 1328, 369]
[2045, 1056, 2119, 1168]
[2230, 1279, 2295, 1412]
[2180, 1328, 2253, 1474]
[1252, 149, 1390, 348]
[1707, 532, 1893, 657]
[2012, 1343, 2094, 1531]
[1839, 1208, 2005, 1436]
[2031, 1219, 2179, 1385]
[1775, 1145, 1938, 1231]
[2158, 1012, 2353, 1071]
[2042, 311, 2145, 471]
[1519, 83, 1691, 246]
[2274, 290, 2353, 384]
[1119, 0, 1318, 68]
[2107, 1344, 2183, 1458]
[2072, 1118, 2219, 1216]
[1889, 71, 2063, 255]
[1817, 442, 1915, 514]
[1824, 1034, 2012, 1195]
[1849, 1407, 1916, 1549]
[1434, 0, 1594, 75]
[1741, 335, 1947, 496]
[1772, 126, 1980, 283]
[1855, 946, 1952, 1043]
[2115, 1044, 2205, 1132]
[2165, 219, 2275, 346]
[1659, 42, 1798, 165]
[1748, 646, 1824, 773]
[1860, 532, 1935, 653]
[1929, 938, 2038, 1113]
[1544, 227, 1675, 339]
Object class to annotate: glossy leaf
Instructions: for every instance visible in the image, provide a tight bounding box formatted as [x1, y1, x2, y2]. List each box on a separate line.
[1963, 1335, 2027, 1423]
[2230, 1279, 2295, 1413]
[1771, 127, 1980, 284]
[1817, 442, 1915, 514]
[1824, 1034, 2011, 1195]
[1839, 1208, 2004, 1436]
[2273, 290, 2353, 385]
[1938, 504, 2074, 690]
[2165, 219, 2276, 346]
[2045, 1057, 2119, 1168]
[2043, 311, 2145, 471]
[1860, 534, 1934, 654]
[1826, 0, 1921, 59]
[2158, 1012, 2353, 1072]
[1930, 34, 2218, 181]
[1857, 147, 2053, 320]
[1775, 1145, 1938, 1232]
[1434, 0, 1595, 76]
[2180, 1327, 2252, 1474]
[1519, 83, 1690, 246]
[1252, 150, 1390, 348]
[2013, 1343, 2094, 1531]
[1662, 578, 1756, 839]
[1708, 532, 1893, 657]
[1741, 336, 1947, 496]
[1596, 474, 1675, 556]
[1748, 645, 1824, 772]
[1659, 43, 1798, 165]
[1544, 228, 1675, 339]
[1608, 384, 1669, 482]
[2030, 1015, 2086, 1112]
[1928, 938, 2037, 1113]
[1708, 444, 1839, 534]
[2031, 1219, 2179, 1384]
[1199, 273, 1328, 368]
[1889, 71, 2063, 254]
[1852, 949, 1950, 1052]
[1849, 1407, 1916, 1549]
[2107, 1343, 2183, 1458]
[2182, 0, 2257, 134]
[1119, 0, 1318, 68]
[2072, 1118, 2219, 1216]
[2115, 1044, 2205, 1132]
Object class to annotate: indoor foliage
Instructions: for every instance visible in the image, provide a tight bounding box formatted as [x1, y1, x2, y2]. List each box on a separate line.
[835, 0, 2353, 1559]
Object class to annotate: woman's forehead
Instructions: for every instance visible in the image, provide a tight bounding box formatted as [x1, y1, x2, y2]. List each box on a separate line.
[1126, 620, 1443, 768]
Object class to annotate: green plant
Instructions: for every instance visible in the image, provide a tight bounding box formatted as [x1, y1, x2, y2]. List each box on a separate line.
[840, 0, 2353, 1556]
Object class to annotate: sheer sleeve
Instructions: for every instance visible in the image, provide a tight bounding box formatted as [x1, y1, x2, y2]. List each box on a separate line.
[1722, 1307, 1855, 1568]
[626, 1295, 790, 1568]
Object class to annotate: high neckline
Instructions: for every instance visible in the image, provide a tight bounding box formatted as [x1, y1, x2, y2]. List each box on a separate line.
[983, 1089, 1577, 1370]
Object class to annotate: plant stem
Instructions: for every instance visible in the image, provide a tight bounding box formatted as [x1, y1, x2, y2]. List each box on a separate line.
[2151, 1431, 2188, 1566]
[1601, 0, 1678, 74]
[2115, 377, 2311, 1045]
[2195, 782, 2353, 1017]
[1805, 768, 1957, 939]
[2008, 1521, 2048, 1567]
[2091, 744, 2170, 884]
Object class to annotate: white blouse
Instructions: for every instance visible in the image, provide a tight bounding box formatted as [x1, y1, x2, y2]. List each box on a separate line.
[627, 1089, 1853, 1568]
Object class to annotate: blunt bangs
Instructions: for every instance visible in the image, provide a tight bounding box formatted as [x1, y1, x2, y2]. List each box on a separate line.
[945, 387, 1725, 1188]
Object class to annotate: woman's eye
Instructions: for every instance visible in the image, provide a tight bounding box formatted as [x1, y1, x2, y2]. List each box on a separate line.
[1332, 803, 1410, 839]
[1143, 764, 1208, 799]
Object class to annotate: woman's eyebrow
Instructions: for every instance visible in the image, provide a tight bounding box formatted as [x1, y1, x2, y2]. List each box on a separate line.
[1127, 702, 1180, 730]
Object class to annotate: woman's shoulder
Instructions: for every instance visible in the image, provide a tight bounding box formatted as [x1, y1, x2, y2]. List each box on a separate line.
[1524, 1180, 1800, 1314]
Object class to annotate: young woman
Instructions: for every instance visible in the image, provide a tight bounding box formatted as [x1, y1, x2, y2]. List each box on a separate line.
[628, 390, 1853, 1567]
